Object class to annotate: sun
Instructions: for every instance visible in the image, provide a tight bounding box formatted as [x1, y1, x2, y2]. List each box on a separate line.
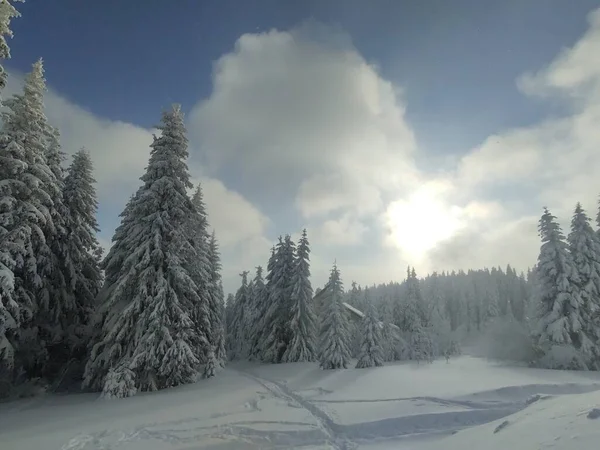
[384, 184, 464, 259]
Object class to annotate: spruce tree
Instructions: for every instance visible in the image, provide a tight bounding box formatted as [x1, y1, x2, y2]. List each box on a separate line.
[207, 232, 226, 367]
[535, 208, 585, 368]
[283, 229, 317, 362]
[101, 191, 140, 287]
[319, 263, 351, 370]
[36, 125, 74, 379]
[0, 0, 22, 373]
[0, 59, 57, 377]
[0, 0, 22, 105]
[355, 300, 384, 368]
[185, 185, 212, 365]
[256, 246, 277, 361]
[567, 203, 600, 366]
[48, 149, 102, 378]
[83, 105, 203, 397]
[248, 265, 267, 360]
[226, 271, 250, 360]
[260, 237, 293, 363]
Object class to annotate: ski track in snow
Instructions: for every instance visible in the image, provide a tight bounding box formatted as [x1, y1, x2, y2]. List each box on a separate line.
[56, 374, 600, 450]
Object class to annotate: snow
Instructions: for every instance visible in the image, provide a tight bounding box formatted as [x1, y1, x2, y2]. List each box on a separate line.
[1, 356, 600, 449]
[342, 302, 364, 319]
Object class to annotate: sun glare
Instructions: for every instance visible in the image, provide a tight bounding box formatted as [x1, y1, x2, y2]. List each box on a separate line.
[385, 185, 464, 259]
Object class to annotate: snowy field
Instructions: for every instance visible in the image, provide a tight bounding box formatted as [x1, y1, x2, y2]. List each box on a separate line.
[1, 356, 600, 450]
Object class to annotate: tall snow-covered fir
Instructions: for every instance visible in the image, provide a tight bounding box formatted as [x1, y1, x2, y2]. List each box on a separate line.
[355, 300, 384, 368]
[567, 203, 600, 368]
[283, 229, 317, 363]
[186, 185, 212, 367]
[83, 105, 207, 397]
[227, 271, 251, 361]
[260, 236, 296, 363]
[319, 263, 352, 370]
[0, 59, 59, 378]
[207, 231, 226, 368]
[247, 265, 267, 361]
[0, 0, 24, 372]
[534, 207, 586, 369]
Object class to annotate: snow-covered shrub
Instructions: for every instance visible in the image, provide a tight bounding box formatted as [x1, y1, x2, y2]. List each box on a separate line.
[203, 349, 217, 379]
[101, 366, 137, 399]
[536, 345, 590, 371]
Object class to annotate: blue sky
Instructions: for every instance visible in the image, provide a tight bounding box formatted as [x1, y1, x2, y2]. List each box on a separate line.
[5, 0, 600, 292]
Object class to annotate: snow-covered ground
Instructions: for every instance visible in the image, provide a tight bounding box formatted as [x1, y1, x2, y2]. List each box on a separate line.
[1, 356, 600, 449]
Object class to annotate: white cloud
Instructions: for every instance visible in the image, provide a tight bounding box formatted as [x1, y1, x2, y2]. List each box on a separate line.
[189, 21, 419, 226]
[196, 177, 270, 248]
[310, 213, 368, 247]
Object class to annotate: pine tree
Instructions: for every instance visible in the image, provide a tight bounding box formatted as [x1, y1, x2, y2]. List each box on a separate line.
[379, 298, 401, 361]
[534, 208, 586, 368]
[207, 232, 226, 367]
[319, 263, 351, 370]
[427, 272, 453, 357]
[101, 191, 140, 287]
[255, 246, 277, 361]
[0, 0, 22, 106]
[226, 271, 251, 360]
[567, 203, 600, 367]
[35, 125, 75, 380]
[227, 270, 252, 360]
[260, 237, 295, 363]
[0, 0, 23, 374]
[47, 149, 102, 378]
[355, 300, 384, 368]
[83, 105, 203, 397]
[185, 185, 212, 365]
[283, 229, 317, 362]
[0, 59, 57, 377]
[247, 265, 267, 360]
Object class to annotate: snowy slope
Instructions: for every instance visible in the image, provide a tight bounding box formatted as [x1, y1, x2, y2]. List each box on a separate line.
[1, 357, 599, 449]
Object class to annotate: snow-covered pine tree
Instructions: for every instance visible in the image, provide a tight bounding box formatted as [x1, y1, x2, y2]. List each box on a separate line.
[226, 271, 251, 360]
[405, 268, 434, 361]
[0, 0, 23, 381]
[567, 203, 600, 367]
[319, 263, 352, 370]
[426, 272, 453, 357]
[255, 246, 276, 361]
[283, 229, 317, 362]
[534, 207, 586, 369]
[49, 149, 102, 380]
[379, 298, 401, 361]
[225, 292, 235, 336]
[0, 0, 22, 106]
[355, 300, 384, 368]
[207, 232, 226, 367]
[0, 59, 58, 378]
[101, 191, 140, 287]
[35, 124, 74, 380]
[83, 105, 204, 397]
[247, 265, 267, 361]
[260, 236, 296, 363]
[185, 185, 212, 365]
